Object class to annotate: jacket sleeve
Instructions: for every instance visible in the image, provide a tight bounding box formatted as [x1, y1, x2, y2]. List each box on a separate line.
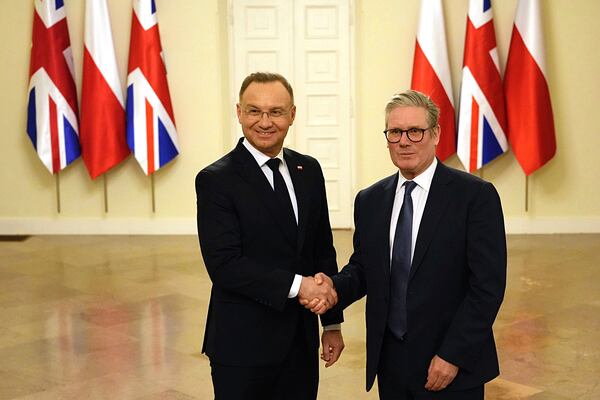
[306, 160, 344, 326]
[437, 182, 507, 371]
[196, 169, 294, 312]
[332, 191, 368, 311]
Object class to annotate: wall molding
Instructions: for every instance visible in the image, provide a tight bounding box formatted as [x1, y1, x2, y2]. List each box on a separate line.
[1, 217, 599, 235]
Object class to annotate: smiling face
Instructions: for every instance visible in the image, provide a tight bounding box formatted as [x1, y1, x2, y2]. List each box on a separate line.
[236, 81, 296, 157]
[386, 105, 439, 180]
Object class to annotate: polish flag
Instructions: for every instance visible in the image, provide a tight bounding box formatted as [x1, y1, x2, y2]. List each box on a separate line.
[80, 0, 129, 179]
[457, 0, 508, 172]
[504, 0, 556, 175]
[411, 0, 456, 161]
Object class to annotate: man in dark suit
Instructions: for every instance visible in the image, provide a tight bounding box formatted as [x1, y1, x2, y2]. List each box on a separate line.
[196, 72, 344, 399]
[307, 90, 506, 399]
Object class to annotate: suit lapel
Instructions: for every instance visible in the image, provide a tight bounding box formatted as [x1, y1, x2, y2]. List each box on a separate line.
[284, 150, 307, 253]
[232, 140, 297, 247]
[409, 162, 453, 280]
[378, 173, 399, 282]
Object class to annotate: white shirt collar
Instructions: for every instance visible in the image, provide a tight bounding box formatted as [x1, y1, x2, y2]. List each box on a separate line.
[396, 158, 438, 194]
[242, 138, 285, 167]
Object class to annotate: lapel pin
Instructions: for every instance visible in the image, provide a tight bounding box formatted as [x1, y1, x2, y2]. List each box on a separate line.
[297, 165, 303, 171]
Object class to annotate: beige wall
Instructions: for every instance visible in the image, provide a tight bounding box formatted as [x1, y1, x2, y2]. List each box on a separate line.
[1, 0, 599, 233]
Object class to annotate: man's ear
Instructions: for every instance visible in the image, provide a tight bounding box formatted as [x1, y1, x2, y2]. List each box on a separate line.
[236, 103, 242, 122]
[432, 125, 441, 146]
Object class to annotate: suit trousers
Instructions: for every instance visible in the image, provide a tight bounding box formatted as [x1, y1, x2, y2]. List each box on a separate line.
[210, 318, 318, 400]
[377, 330, 484, 400]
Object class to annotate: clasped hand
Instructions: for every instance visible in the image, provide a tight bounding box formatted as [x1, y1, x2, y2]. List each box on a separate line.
[298, 273, 337, 314]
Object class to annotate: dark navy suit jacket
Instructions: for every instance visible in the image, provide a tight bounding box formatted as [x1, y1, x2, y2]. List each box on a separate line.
[333, 161, 506, 391]
[196, 138, 343, 367]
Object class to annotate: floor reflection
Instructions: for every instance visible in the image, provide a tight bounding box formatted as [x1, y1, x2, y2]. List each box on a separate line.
[0, 233, 598, 399]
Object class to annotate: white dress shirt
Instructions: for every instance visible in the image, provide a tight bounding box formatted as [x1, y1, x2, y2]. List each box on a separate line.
[389, 158, 438, 266]
[242, 139, 299, 222]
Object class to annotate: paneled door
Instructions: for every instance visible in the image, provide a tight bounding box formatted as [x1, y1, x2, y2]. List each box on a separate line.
[229, 0, 354, 228]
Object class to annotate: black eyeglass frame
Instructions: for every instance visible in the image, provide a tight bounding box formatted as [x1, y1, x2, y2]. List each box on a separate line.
[383, 127, 433, 143]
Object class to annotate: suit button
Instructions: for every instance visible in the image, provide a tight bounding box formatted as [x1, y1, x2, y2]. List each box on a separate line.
[384, 296, 388, 302]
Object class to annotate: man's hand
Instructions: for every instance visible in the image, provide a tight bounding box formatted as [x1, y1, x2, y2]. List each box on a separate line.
[301, 272, 336, 314]
[424, 355, 459, 391]
[313, 272, 332, 287]
[298, 273, 337, 314]
[321, 329, 344, 367]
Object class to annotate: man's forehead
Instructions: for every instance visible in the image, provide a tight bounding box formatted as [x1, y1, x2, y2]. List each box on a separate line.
[240, 81, 292, 104]
[388, 106, 428, 123]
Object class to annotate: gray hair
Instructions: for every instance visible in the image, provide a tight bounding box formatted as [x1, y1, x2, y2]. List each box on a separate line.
[239, 72, 294, 104]
[384, 89, 440, 128]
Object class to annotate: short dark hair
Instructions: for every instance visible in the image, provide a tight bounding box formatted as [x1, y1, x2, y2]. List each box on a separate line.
[239, 72, 294, 104]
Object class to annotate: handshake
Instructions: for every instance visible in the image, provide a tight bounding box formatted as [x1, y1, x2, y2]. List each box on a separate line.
[298, 273, 338, 315]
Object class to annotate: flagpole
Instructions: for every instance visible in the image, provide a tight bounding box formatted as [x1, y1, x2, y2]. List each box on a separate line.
[55, 173, 61, 214]
[103, 174, 108, 213]
[151, 174, 156, 213]
[525, 175, 529, 212]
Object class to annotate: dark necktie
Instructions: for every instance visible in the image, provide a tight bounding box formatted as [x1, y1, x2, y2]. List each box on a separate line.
[266, 158, 297, 236]
[388, 180, 417, 339]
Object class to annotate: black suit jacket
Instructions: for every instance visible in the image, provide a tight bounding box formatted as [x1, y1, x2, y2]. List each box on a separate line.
[196, 139, 343, 367]
[333, 161, 506, 391]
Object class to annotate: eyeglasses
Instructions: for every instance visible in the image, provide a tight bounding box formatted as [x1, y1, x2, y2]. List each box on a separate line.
[383, 127, 432, 143]
[243, 107, 290, 120]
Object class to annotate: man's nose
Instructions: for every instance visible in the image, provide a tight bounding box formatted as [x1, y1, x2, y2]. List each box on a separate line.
[398, 132, 411, 146]
[258, 113, 273, 126]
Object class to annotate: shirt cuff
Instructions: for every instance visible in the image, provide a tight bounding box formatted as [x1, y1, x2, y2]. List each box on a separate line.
[287, 274, 303, 298]
[323, 324, 341, 331]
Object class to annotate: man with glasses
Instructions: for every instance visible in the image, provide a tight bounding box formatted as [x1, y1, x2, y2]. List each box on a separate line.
[196, 72, 344, 399]
[305, 90, 506, 399]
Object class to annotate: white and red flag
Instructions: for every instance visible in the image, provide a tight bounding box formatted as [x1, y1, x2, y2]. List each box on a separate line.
[504, 0, 556, 175]
[411, 0, 455, 161]
[80, 0, 129, 179]
[457, 0, 508, 172]
[27, 0, 80, 173]
[126, 0, 179, 175]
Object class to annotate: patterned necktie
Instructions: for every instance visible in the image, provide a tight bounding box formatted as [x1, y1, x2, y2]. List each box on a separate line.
[266, 158, 297, 236]
[388, 180, 417, 339]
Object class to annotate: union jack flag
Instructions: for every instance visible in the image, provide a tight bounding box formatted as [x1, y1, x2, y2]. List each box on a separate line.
[27, 0, 80, 173]
[457, 0, 508, 172]
[126, 0, 179, 175]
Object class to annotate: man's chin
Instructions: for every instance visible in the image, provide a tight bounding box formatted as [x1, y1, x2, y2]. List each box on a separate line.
[395, 160, 416, 169]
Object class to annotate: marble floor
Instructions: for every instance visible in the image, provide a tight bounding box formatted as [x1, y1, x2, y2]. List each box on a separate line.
[0, 232, 598, 399]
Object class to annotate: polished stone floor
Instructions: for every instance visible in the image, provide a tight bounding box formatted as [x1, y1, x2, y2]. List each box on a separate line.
[0, 232, 598, 399]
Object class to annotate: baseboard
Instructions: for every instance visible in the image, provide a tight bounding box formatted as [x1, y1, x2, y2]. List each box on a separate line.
[0, 218, 197, 235]
[0, 217, 599, 235]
